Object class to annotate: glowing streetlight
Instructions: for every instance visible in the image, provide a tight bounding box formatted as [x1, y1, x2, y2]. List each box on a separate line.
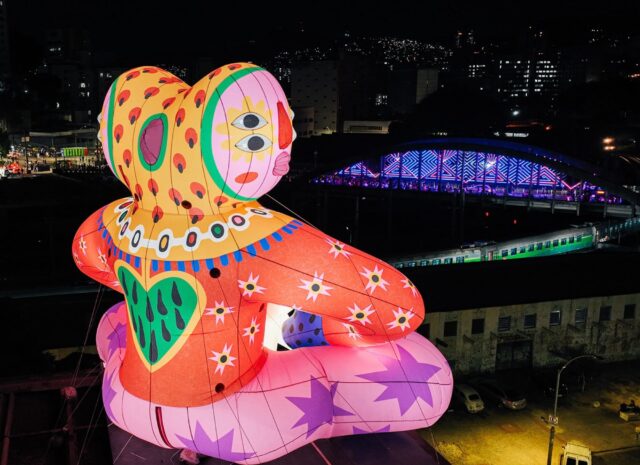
[546, 354, 600, 465]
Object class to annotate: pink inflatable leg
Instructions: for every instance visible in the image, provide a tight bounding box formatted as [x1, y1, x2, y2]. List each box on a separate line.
[97, 303, 452, 464]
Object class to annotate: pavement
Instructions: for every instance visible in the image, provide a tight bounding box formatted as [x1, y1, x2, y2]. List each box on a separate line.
[421, 360, 640, 465]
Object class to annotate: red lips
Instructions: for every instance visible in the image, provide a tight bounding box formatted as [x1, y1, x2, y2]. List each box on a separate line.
[234, 171, 259, 184]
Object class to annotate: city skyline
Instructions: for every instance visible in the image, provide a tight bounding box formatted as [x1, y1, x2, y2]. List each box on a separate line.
[5, 0, 640, 68]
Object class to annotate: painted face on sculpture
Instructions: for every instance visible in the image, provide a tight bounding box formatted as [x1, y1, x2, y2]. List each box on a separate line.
[206, 70, 295, 201]
[98, 64, 295, 213]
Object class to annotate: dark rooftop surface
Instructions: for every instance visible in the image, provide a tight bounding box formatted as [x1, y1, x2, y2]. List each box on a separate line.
[108, 423, 449, 465]
[405, 249, 640, 312]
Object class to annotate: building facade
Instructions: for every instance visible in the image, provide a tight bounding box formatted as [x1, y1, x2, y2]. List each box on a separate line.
[421, 293, 640, 374]
[0, 0, 9, 93]
[291, 61, 339, 135]
[291, 57, 383, 135]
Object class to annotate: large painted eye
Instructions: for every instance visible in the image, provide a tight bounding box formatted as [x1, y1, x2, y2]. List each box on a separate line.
[235, 134, 272, 152]
[231, 112, 268, 130]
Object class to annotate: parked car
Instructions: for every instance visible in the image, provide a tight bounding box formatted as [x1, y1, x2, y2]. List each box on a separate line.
[453, 384, 485, 413]
[474, 380, 527, 410]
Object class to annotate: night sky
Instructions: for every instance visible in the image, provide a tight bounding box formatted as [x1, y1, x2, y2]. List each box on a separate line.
[7, 0, 640, 67]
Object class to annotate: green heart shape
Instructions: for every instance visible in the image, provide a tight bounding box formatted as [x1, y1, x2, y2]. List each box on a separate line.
[118, 267, 198, 366]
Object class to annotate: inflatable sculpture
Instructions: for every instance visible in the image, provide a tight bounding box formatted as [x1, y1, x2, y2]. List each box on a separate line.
[73, 63, 452, 463]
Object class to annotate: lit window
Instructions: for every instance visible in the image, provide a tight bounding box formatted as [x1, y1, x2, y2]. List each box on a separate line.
[550, 308, 562, 326]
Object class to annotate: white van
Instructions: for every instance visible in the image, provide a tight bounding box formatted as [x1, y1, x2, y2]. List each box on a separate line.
[454, 384, 484, 413]
[561, 442, 591, 465]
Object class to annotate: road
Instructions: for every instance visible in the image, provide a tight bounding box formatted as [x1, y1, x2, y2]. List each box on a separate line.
[422, 361, 640, 465]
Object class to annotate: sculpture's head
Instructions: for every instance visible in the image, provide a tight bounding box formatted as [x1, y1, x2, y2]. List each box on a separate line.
[98, 63, 294, 219]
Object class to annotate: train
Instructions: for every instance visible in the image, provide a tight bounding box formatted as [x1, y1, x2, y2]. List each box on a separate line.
[390, 216, 640, 269]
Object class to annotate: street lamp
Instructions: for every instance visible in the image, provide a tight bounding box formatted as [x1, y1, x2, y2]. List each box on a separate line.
[345, 226, 352, 244]
[546, 354, 599, 465]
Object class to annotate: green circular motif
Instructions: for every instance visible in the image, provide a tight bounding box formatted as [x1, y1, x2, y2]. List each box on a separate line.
[138, 113, 168, 172]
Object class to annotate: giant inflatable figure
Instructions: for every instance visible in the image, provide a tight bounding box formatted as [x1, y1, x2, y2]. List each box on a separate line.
[73, 63, 452, 463]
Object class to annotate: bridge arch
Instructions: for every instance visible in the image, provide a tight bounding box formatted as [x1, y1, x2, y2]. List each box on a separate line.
[312, 137, 640, 214]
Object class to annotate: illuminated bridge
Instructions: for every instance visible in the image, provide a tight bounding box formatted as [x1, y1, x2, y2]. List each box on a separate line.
[312, 138, 640, 217]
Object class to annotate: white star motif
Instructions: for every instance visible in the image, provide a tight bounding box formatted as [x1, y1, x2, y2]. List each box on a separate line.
[342, 323, 362, 340]
[299, 271, 333, 302]
[360, 265, 389, 294]
[347, 303, 375, 326]
[387, 307, 414, 332]
[238, 273, 265, 298]
[205, 301, 234, 324]
[78, 235, 87, 256]
[97, 248, 108, 266]
[326, 238, 351, 259]
[242, 316, 261, 344]
[209, 343, 236, 375]
[72, 251, 83, 266]
[401, 277, 418, 297]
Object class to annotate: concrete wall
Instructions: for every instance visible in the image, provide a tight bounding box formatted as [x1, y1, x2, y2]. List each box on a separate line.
[422, 293, 640, 374]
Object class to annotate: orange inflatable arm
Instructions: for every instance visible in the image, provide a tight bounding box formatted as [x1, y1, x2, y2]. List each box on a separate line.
[237, 221, 424, 346]
[72, 207, 122, 292]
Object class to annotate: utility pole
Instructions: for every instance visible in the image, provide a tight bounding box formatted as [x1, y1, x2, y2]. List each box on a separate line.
[546, 354, 599, 465]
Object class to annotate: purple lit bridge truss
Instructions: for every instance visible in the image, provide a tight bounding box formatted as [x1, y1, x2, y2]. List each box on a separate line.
[314, 148, 627, 205]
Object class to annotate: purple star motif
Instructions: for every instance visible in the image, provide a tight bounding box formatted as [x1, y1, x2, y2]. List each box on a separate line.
[286, 378, 353, 438]
[102, 369, 118, 423]
[352, 424, 391, 435]
[176, 422, 255, 462]
[107, 322, 126, 355]
[357, 346, 441, 415]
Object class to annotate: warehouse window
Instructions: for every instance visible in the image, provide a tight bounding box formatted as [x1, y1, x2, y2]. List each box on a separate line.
[471, 318, 485, 335]
[624, 304, 636, 319]
[524, 313, 537, 329]
[498, 316, 512, 332]
[599, 306, 611, 322]
[444, 321, 458, 337]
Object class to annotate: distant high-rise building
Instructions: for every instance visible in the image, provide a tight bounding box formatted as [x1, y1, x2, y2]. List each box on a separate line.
[291, 61, 339, 135]
[388, 67, 439, 115]
[291, 106, 315, 138]
[42, 28, 95, 126]
[454, 30, 475, 49]
[497, 52, 560, 102]
[96, 67, 125, 107]
[0, 0, 10, 93]
[291, 56, 382, 135]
